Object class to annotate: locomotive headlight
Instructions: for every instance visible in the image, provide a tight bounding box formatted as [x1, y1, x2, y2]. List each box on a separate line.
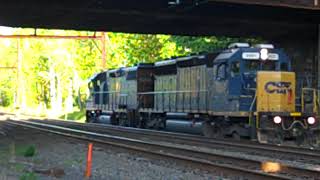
[273, 116, 282, 124]
[91, 111, 95, 114]
[260, 48, 268, 60]
[307, 117, 316, 125]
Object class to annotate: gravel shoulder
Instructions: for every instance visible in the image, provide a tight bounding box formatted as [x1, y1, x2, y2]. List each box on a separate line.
[0, 121, 225, 180]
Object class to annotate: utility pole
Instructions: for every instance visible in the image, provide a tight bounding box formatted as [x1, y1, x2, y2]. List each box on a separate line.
[101, 32, 106, 70]
[16, 39, 22, 112]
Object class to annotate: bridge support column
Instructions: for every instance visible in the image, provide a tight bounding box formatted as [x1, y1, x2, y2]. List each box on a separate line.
[318, 24, 320, 89]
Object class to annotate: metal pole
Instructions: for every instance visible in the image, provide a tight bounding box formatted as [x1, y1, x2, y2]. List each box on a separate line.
[101, 32, 106, 70]
[16, 39, 22, 112]
[318, 24, 320, 89]
[0, 35, 101, 39]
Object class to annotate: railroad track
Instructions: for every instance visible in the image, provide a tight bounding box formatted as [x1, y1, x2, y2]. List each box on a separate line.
[27, 118, 320, 166]
[4, 119, 320, 180]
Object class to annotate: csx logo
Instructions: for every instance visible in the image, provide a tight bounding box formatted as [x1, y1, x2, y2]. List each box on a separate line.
[264, 81, 292, 94]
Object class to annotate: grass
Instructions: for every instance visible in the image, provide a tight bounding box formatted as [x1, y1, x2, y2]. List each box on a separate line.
[13, 163, 25, 173]
[0, 149, 9, 163]
[0, 144, 38, 180]
[19, 172, 37, 180]
[59, 110, 86, 122]
[15, 145, 36, 157]
[0, 105, 86, 122]
[63, 156, 85, 167]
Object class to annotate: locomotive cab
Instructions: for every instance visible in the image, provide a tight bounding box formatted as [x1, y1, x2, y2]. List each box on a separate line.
[86, 72, 107, 123]
[235, 45, 319, 145]
[211, 43, 319, 145]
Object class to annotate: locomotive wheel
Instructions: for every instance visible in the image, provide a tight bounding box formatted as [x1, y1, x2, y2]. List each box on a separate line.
[294, 128, 306, 147]
[295, 135, 305, 147]
[306, 132, 320, 148]
[88, 117, 96, 123]
[307, 136, 319, 148]
[202, 122, 222, 138]
[257, 130, 268, 144]
[87, 114, 97, 123]
[110, 113, 118, 125]
[232, 132, 241, 141]
[314, 133, 320, 148]
[269, 132, 284, 145]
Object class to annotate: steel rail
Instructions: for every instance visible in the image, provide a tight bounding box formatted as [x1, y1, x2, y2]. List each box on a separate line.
[6, 120, 320, 180]
[29, 118, 320, 165]
[4, 112, 320, 159]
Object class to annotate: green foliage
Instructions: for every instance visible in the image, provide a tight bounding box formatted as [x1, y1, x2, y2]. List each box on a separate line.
[23, 146, 36, 157]
[0, 77, 14, 107]
[0, 39, 17, 107]
[73, 39, 100, 79]
[105, 33, 165, 68]
[33, 56, 50, 106]
[168, 36, 263, 56]
[19, 172, 37, 180]
[59, 110, 86, 121]
[15, 145, 36, 157]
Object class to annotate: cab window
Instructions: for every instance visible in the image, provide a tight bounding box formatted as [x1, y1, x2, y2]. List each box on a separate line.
[261, 61, 276, 70]
[245, 61, 259, 71]
[231, 61, 240, 77]
[216, 63, 227, 80]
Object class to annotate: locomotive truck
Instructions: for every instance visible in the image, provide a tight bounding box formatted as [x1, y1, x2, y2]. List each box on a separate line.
[86, 43, 320, 146]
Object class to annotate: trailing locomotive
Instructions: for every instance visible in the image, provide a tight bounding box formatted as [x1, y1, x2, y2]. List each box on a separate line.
[86, 43, 320, 146]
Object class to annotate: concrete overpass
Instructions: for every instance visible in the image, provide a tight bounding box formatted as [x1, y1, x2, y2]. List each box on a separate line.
[0, 0, 319, 37]
[0, 0, 319, 87]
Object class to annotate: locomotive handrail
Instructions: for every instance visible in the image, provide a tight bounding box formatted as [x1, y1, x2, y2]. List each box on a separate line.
[91, 91, 128, 96]
[92, 90, 209, 112]
[91, 91, 123, 94]
[301, 87, 319, 114]
[249, 91, 257, 129]
[137, 90, 208, 95]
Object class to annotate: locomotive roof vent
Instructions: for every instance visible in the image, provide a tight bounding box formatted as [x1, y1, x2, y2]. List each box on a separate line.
[228, 43, 250, 49]
[253, 44, 274, 49]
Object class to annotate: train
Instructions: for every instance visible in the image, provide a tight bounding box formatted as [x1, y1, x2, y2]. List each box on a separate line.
[86, 43, 320, 146]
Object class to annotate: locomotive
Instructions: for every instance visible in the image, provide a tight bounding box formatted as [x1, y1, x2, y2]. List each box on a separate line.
[86, 43, 320, 146]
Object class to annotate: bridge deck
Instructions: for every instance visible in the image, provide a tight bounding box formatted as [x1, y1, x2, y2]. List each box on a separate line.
[0, 1, 319, 37]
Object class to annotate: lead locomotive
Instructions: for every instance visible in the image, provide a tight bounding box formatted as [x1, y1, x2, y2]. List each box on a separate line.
[86, 43, 320, 146]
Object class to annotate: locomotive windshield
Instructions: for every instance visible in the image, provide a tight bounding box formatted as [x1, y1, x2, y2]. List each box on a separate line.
[244, 60, 282, 71]
[262, 61, 276, 70]
[244, 61, 259, 71]
[241, 48, 290, 72]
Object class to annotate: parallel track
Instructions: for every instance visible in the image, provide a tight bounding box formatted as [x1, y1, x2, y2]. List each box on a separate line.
[5, 119, 320, 180]
[29, 118, 320, 166]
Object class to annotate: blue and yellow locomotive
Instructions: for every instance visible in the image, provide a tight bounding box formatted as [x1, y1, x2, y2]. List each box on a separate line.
[86, 43, 320, 145]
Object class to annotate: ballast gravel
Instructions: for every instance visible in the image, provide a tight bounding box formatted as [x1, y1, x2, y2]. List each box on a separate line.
[0, 121, 227, 180]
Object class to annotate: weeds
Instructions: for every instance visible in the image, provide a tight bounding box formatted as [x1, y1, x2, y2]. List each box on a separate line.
[19, 172, 37, 180]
